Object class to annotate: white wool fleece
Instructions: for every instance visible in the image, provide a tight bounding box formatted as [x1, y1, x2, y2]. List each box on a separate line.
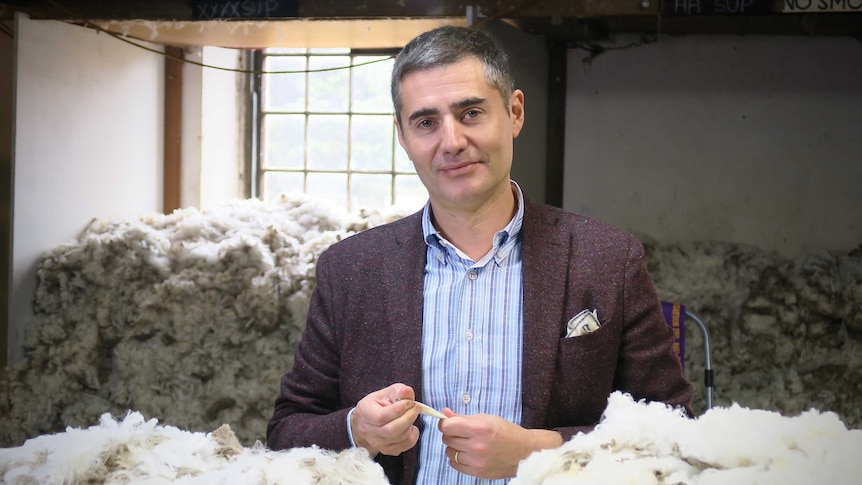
[512, 392, 862, 485]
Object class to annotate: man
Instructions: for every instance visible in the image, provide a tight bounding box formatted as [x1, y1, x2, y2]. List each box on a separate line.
[267, 25, 692, 484]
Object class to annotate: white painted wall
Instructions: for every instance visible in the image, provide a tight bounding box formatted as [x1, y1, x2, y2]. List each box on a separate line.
[180, 45, 244, 211]
[564, 35, 862, 256]
[180, 47, 204, 209]
[9, 15, 163, 363]
[200, 46, 244, 211]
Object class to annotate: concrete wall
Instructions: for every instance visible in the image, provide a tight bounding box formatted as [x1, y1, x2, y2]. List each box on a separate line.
[482, 21, 548, 205]
[564, 35, 862, 256]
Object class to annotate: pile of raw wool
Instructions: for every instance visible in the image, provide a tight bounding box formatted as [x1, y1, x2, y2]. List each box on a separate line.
[0, 411, 389, 484]
[4, 393, 858, 485]
[512, 391, 862, 485]
[644, 241, 862, 424]
[0, 194, 411, 448]
[1, 192, 859, 449]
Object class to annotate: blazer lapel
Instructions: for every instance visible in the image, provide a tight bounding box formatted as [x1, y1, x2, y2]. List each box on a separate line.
[378, 213, 426, 483]
[382, 213, 427, 397]
[520, 200, 570, 428]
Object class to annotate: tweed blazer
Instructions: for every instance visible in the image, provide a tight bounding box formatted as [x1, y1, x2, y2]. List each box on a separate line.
[267, 197, 693, 484]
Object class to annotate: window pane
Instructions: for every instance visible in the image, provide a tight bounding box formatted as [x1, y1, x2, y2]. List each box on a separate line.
[263, 114, 305, 169]
[307, 115, 347, 171]
[351, 115, 393, 172]
[307, 172, 347, 207]
[263, 172, 304, 200]
[352, 56, 394, 113]
[394, 174, 427, 211]
[263, 56, 306, 112]
[308, 56, 350, 112]
[351, 173, 391, 211]
[257, 49, 408, 211]
[394, 126, 413, 172]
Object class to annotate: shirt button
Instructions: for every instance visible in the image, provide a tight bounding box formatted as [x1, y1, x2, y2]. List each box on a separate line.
[465, 330, 473, 341]
[462, 393, 472, 404]
[468, 270, 478, 280]
[496, 251, 504, 259]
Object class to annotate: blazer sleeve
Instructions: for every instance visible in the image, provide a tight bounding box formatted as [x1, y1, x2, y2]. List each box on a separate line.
[613, 237, 693, 414]
[266, 248, 353, 451]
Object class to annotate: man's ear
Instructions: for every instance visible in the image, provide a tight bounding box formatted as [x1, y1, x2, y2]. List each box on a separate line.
[509, 89, 525, 139]
[394, 115, 409, 156]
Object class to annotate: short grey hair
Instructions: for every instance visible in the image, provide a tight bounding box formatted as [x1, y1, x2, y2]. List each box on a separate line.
[391, 26, 515, 124]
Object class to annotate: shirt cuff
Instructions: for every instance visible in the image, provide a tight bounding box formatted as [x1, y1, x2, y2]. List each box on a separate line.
[346, 407, 357, 447]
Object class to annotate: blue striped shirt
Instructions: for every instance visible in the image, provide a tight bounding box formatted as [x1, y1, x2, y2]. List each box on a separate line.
[416, 182, 525, 485]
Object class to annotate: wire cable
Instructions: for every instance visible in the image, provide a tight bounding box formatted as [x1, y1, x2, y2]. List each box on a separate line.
[45, 0, 394, 75]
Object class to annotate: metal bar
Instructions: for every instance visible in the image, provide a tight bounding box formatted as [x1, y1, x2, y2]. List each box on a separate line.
[686, 310, 714, 410]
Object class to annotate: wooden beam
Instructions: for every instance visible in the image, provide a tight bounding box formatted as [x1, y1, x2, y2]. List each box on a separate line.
[545, 40, 566, 209]
[90, 18, 465, 49]
[0, 24, 12, 368]
[2, 0, 655, 21]
[163, 46, 182, 214]
[516, 13, 862, 41]
[4, 1, 859, 39]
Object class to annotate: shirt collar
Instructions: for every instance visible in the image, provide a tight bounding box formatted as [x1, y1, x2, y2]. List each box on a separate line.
[422, 180, 525, 265]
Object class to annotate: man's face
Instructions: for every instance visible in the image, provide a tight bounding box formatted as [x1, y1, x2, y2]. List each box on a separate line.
[395, 57, 525, 213]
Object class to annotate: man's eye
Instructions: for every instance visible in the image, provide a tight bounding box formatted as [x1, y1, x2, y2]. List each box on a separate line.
[417, 119, 433, 129]
[465, 109, 480, 119]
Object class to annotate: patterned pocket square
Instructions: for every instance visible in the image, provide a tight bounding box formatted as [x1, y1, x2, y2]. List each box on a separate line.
[566, 309, 602, 337]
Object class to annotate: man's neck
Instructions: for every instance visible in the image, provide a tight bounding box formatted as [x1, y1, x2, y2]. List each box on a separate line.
[431, 183, 517, 261]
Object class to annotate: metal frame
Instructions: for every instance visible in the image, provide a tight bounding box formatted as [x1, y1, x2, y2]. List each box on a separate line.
[685, 310, 714, 410]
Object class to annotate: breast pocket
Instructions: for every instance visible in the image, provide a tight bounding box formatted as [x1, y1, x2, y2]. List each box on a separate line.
[550, 322, 619, 417]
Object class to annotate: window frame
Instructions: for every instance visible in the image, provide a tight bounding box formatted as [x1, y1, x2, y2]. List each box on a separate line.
[248, 47, 425, 212]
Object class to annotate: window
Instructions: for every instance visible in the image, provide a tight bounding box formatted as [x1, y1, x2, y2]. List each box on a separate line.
[251, 48, 427, 213]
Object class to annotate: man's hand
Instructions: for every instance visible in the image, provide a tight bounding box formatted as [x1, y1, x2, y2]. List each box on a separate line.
[350, 383, 421, 457]
[439, 408, 563, 479]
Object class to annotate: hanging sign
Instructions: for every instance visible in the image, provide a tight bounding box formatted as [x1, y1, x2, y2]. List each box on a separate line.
[782, 0, 862, 11]
[662, 0, 777, 14]
[662, 0, 862, 13]
[190, 0, 300, 20]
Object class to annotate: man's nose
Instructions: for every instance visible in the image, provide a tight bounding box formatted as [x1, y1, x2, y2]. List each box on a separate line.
[440, 118, 467, 154]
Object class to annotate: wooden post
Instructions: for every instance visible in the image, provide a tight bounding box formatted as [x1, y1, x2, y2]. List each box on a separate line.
[544, 40, 566, 208]
[163, 46, 183, 213]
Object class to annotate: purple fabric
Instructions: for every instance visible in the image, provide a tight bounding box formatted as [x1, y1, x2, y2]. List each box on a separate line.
[661, 301, 686, 368]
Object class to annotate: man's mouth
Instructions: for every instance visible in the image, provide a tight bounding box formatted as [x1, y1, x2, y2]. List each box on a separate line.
[441, 161, 480, 175]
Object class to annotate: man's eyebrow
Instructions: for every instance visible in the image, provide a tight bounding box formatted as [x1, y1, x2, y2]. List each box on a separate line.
[407, 108, 438, 124]
[452, 97, 486, 110]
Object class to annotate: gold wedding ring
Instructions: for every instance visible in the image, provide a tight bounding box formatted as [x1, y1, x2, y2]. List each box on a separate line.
[454, 450, 460, 464]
